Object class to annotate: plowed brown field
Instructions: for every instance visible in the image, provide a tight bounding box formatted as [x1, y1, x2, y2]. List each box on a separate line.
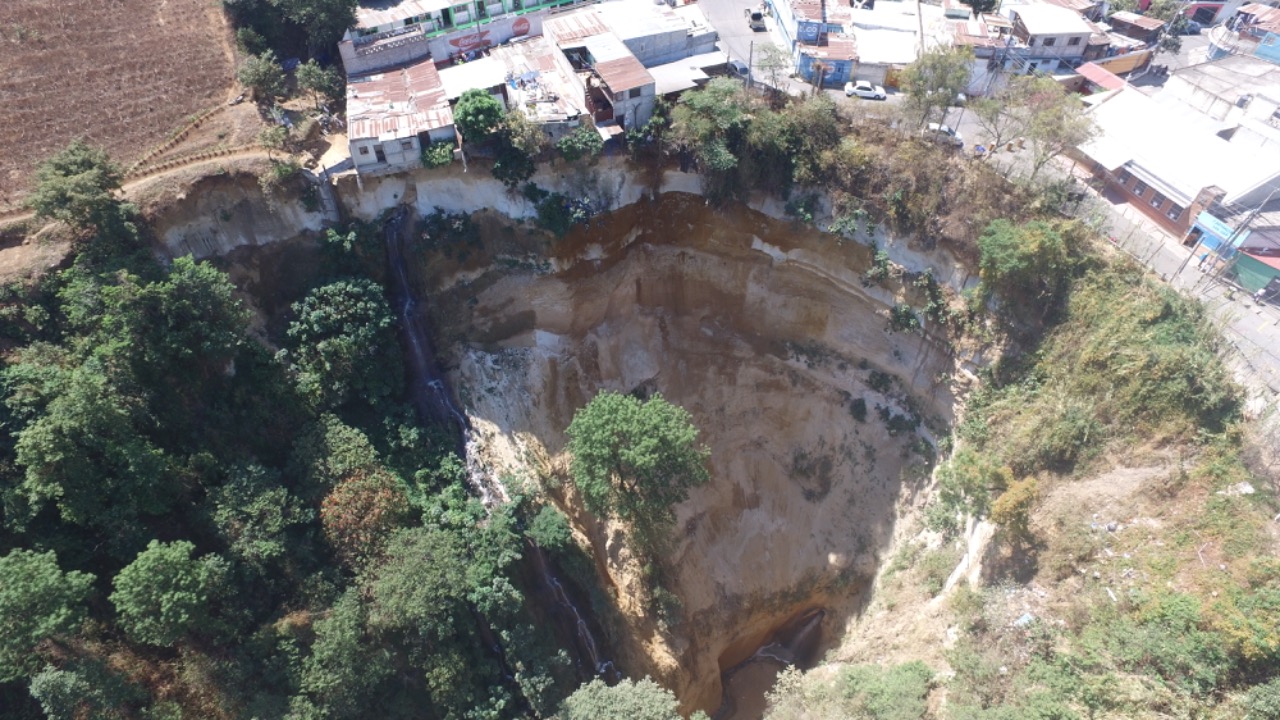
[0, 0, 236, 211]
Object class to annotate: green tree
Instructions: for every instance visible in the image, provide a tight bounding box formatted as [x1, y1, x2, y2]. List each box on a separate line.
[421, 140, 456, 168]
[365, 527, 469, 637]
[561, 677, 698, 720]
[566, 392, 710, 548]
[669, 78, 753, 173]
[238, 50, 287, 101]
[259, 125, 291, 160]
[271, 0, 358, 54]
[900, 46, 973, 127]
[29, 661, 136, 720]
[110, 540, 229, 646]
[454, 88, 505, 142]
[11, 364, 173, 552]
[1145, 0, 1187, 55]
[27, 139, 124, 231]
[290, 590, 393, 720]
[0, 550, 94, 682]
[211, 464, 312, 569]
[977, 218, 1070, 300]
[503, 110, 548, 158]
[296, 59, 344, 110]
[962, 0, 998, 15]
[556, 124, 604, 164]
[285, 279, 403, 409]
[755, 43, 793, 96]
[1016, 75, 1094, 180]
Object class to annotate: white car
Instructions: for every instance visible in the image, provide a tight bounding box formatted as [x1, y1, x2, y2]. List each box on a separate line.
[844, 80, 887, 100]
[923, 122, 964, 147]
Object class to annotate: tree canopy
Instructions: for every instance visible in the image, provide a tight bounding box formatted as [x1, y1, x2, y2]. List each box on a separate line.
[110, 540, 229, 646]
[566, 392, 709, 548]
[238, 50, 287, 101]
[0, 550, 94, 683]
[286, 278, 403, 409]
[27, 140, 124, 232]
[900, 46, 973, 127]
[560, 677, 706, 720]
[454, 89, 505, 142]
[296, 59, 344, 110]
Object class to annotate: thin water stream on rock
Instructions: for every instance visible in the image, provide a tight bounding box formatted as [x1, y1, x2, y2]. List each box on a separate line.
[383, 206, 617, 685]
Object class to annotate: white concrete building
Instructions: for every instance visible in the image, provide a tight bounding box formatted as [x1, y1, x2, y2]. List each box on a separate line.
[347, 59, 456, 176]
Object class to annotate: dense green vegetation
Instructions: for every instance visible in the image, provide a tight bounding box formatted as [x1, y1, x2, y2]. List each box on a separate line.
[566, 392, 710, 554]
[0, 146, 608, 720]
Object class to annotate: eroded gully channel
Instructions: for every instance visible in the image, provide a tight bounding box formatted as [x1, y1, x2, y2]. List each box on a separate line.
[383, 207, 619, 694]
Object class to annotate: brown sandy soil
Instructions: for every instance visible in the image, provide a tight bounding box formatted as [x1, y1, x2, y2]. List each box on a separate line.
[0, 0, 237, 212]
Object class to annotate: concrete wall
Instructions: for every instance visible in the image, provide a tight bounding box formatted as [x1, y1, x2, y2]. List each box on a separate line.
[340, 34, 433, 77]
[610, 84, 656, 129]
[622, 27, 719, 67]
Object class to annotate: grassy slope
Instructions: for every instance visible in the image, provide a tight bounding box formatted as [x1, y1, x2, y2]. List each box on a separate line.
[767, 257, 1280, 719]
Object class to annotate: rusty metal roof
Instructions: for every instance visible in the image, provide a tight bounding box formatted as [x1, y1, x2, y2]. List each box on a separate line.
[544, 9, 611, 44]
[595, 54, 654, 92]
[798, 35, 858, 62]
[347, 58, 454, 141]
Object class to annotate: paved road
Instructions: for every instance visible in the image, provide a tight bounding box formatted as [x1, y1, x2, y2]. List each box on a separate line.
[697, 0, 767, 67]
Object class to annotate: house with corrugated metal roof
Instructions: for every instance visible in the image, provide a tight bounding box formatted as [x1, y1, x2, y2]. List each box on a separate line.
[543, 9, 658, 134]
[346, 58, 457, 176]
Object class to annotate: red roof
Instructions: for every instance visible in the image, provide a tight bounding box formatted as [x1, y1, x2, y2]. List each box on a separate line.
[1245, 252, 1280, 271]
[1077, 61, 1126, 90]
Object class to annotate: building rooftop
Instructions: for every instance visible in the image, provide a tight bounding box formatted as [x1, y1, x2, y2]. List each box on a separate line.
[594, 0, 692, 41]
[1076, 61, 1125, 90]
[355, 0, 452, 30]
[347, 58, 454, 141]
[647, 51, 723, 94]
[1040, 0, 1098, 14]
[543, 8, 612, 44]
[949, 16, 1012, 48]
[578, 32, 654, 91]
[1081, 87, 1280, 206]
[1010, 4, 1093, 35]
[489, 35, 588, 123]
[799, 34, 858, 62]
[438, 56, 509, 100]
[1108, 11, 1166, 31]
[1163, 54, 1280, 106]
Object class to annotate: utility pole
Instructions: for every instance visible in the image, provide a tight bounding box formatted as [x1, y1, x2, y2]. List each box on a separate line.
[748, 40, 755, 90]
[1175, 187, 1279, 282]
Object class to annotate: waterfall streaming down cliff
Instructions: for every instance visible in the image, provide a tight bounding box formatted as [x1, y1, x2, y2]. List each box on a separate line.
[381, 206, 616, 684]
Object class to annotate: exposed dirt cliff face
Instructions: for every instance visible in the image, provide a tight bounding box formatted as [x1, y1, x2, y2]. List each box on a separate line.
[424, 193, 965, 714]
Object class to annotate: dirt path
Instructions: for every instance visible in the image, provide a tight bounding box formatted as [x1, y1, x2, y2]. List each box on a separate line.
[0, 147, 272, 231]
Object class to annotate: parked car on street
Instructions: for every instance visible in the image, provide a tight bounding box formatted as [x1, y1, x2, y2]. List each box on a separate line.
[923, 122, 963, 147]
[844, 80, 887, 99]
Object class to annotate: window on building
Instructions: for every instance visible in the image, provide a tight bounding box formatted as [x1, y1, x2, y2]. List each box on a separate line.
[1068, 36, 1081, 45]
[629, 87, 642, 99]
[359, 146, 370, 155]
[1043, 37, 1056, 46]
[1133, 180, 1149, 195]
[1150, 191, 1166, 208]
[401, 140, 414, 150]
[1117, 168, 1132, 184]
[1167, 204, 1184, 221]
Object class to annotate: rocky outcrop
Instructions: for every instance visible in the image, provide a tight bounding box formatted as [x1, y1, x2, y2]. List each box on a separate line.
[426, 193, 966, 714]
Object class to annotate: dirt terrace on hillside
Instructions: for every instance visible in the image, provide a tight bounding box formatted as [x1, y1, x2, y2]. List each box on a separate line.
[0, 0, 236, 212]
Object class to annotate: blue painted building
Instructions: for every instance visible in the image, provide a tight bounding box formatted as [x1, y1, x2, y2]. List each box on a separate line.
[1189, 210, 1252, 260]
[768, 0, 858, 86]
